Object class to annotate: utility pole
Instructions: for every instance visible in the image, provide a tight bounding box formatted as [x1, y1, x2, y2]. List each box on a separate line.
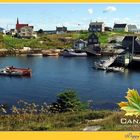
[132, 35, 135, 60]
[78, 24, 81, 39]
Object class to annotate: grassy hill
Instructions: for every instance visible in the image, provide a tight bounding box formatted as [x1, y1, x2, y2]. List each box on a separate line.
[2, 32, 89, 49]
[0, 31, 138, 49]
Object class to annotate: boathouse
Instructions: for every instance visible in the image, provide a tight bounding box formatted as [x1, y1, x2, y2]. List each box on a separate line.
[73, 39, 87, 51]
[87, 33, 99, 45]
[86, 33, 101, 55]
[122, 36, 140, 54]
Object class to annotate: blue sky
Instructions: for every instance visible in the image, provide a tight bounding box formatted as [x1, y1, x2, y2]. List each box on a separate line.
[0, 4, 140, 30]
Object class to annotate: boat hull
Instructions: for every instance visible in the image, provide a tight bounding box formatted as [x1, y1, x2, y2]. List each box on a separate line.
[27, 53, 42, 57]
[43, 53, 59, 56]
[63, 52, 87, 57]
[0, 67, 32, 77]
[106, 67, 124, 72]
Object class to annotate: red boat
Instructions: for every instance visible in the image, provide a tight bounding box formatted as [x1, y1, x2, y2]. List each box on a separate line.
[0, 66, 32, 77]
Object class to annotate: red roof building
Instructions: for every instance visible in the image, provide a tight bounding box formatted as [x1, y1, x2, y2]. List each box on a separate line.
[16, 18, 30, 31]
[15, 18, 36, 38]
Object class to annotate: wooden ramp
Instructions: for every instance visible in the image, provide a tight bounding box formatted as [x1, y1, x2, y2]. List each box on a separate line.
[85, 46, 101, 56]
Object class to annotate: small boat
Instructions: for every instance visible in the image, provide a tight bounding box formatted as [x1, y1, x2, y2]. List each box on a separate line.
[43, 52, 59, 56]
[0, 66, 32, 77]
[27, 53, 42, 57]
[62, 49, 87, 57]
[106, 67, 125, 72]
[94, 56, 117, 70]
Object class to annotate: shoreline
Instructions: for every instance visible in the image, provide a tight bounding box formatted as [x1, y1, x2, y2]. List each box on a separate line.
[0, 48, 122, 57]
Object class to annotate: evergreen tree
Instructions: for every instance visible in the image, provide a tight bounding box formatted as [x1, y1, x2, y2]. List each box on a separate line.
[50, 90, 84, 113]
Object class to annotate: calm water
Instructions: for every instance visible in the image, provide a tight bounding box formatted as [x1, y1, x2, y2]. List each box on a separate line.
[0, 56, 139, 109]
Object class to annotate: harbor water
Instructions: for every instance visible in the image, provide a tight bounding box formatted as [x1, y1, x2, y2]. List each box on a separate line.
[0, 56, 139, 109]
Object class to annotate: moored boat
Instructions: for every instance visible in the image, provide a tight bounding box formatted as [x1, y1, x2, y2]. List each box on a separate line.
[106, 67, 125, 72]
[43, 52, 59, 56]
[0, 66, 32, 77]
[62, 49, 87, 57]
[27, 53, 42, 57]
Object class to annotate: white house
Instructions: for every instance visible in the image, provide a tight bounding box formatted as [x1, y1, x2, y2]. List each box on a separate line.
[127, 25, 137, 32]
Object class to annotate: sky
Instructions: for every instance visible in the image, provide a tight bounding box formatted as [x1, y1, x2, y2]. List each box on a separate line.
[0, 4, 140, 30]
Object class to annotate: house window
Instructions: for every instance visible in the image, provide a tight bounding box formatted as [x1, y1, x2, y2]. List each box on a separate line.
[22, 33, 26, 36]
[22, 29, 26, 32]
[89, 39, 92, 42]
[89, 28, 92, 31]
[93, 39, 97, 42]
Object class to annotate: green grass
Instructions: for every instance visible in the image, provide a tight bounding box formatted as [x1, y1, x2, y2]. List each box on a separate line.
[0, 31, 138, 49]
[0, 110, 112, 131]
[0, 110, 139, 131]
[3, 35, 39, 49]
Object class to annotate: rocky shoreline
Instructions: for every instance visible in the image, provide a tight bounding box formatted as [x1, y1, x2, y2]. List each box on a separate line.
[0, 48, 61, 56]
[0, 48, 123, 57]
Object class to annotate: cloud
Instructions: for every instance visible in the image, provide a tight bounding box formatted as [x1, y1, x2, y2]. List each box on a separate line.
[103, 6, 117, 13]
[88, 8, 93, 14]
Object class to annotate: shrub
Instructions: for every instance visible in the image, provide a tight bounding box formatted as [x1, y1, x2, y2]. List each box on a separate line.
[50, 90, 85, 113]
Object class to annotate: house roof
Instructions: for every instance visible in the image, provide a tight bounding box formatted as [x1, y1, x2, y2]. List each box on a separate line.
[114, 24, 127, 28]
[89, 22, 104, 26]
[136, 40, 140, 46]
[16, 24, 28, 30]
[75, 39, 87, 44]
[10, 29, 16, 31]
[0, 27, 4, 30]
[56, 26, 67, 32]
[16, 18, 34, 31]
[123, 36, 138, 41]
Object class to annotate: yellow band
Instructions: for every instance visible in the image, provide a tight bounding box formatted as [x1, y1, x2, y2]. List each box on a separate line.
[0, 132, 140, 140]
[0, 0, 139, 3]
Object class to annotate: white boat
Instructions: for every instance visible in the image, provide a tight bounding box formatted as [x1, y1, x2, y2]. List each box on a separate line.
[94, 56, 117, 70]
[62, 49, 87, 57]
[106, 67, 125, 72]
[27, 53, 43, 57]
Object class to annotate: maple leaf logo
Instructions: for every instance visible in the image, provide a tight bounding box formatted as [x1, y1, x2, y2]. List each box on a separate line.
[118, 89, 140, 117]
